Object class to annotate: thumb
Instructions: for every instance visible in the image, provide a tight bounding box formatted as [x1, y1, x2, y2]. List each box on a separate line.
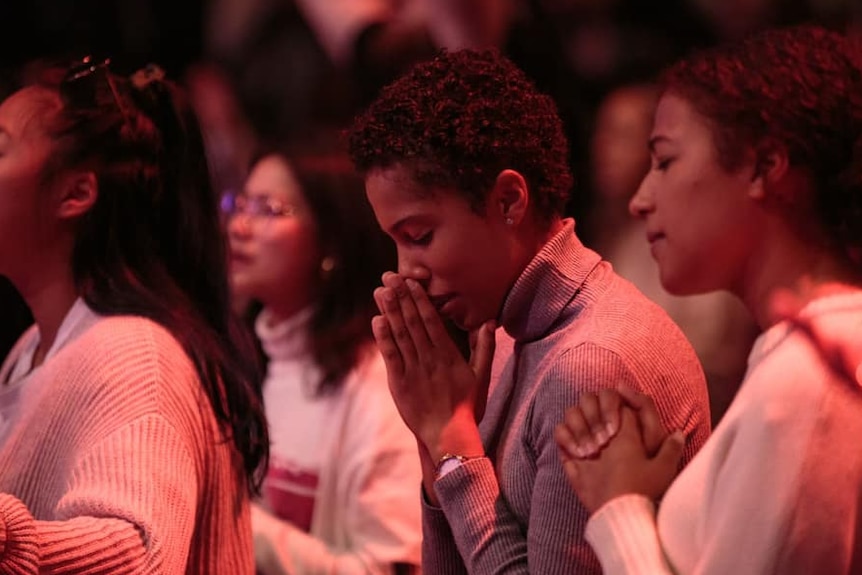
[470, 320, 497, 387]
[653, 431, 685, 474]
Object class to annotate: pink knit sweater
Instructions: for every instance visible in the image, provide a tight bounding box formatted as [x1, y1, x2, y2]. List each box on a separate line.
[0, 303, 254, 573]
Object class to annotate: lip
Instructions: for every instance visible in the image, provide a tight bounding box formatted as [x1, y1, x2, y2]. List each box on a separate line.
[230, 251, 253, 266]
[428, 293, 455, 314]
[645, 231, 665, 244]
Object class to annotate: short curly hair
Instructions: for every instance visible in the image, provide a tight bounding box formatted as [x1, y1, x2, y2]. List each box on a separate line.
[661, 24, 862, 256]
[348, 49, 573, 220]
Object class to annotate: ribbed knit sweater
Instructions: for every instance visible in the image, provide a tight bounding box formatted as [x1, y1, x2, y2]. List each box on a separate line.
[422, 220, 712, 574]
[0, 300, 254, 573]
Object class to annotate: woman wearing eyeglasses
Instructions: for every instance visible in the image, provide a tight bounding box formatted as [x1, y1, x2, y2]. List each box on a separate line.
[0, 58, 268, 573]
[224, 147, 423, 575]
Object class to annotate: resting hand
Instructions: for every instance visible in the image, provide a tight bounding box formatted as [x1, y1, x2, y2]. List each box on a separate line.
[554, 388, 684, 513]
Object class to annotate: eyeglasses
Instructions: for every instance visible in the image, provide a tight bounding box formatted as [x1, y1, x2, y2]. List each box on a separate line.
[220, 192, 297, 219]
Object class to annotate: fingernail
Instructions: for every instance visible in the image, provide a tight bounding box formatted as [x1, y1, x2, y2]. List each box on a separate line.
[382, 288, 395, 302]
[406, 278, 419, 292]
[605, 421, 617, 437]
[594, 429, 609, 445]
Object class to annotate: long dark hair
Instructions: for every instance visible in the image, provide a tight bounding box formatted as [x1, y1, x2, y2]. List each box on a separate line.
[28, 58, 268, 493]
[246, 147, 396, 395]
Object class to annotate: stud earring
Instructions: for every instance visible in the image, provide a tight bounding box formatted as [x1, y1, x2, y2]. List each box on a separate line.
[320, 256, 336, 277]
[505, 217, 514, 225]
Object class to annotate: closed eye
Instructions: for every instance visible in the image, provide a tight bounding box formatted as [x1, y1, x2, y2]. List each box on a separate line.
[653, 158, 673, 172]
[405, 231, 433, 246]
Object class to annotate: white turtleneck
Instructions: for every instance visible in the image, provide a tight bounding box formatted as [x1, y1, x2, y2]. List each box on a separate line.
[256, 307, 333, 532]
[250, 307, 424, 575]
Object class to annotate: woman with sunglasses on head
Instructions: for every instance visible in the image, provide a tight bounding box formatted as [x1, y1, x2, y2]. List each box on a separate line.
[555, 25, 862, 574]
[0, 58, 268, 573]
[224, 147, 422, 575]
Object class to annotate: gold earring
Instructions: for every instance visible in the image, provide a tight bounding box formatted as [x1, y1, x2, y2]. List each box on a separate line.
[320, 256, 336, 276]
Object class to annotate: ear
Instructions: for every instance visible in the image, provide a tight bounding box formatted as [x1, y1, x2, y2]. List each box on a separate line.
[56, 172, 98, 220]
[490, 169, 529, 226]
[749, 140, 790, 201]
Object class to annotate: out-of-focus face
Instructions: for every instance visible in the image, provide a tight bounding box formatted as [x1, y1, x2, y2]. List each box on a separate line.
[591, 85, 656, 202]
[227, 155, 321, 316]
[0, 87, 61, 282]
[365, 164, 517, 331]
[630, 92, 761, 296]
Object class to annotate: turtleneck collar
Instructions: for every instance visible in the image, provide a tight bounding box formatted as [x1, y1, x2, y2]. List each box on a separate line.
[255, 306, 315, 361]
[500, 219, 602, 342]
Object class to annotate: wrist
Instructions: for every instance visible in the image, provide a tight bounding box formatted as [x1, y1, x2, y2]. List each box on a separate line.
[427, 406, 484, 463]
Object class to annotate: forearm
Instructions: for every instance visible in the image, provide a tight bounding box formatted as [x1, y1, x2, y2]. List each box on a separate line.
[0, 494, 149, 574]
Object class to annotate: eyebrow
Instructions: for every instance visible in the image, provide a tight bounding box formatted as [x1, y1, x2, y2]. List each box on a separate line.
[648, 135, 671, 152]
[389, 214, 427, 235]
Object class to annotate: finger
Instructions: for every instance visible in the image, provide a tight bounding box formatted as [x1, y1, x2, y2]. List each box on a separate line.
[649, 430, 685, 496]
[767, 287, 803, 325]
[375, 286, 419, 366]
[578, 393, 608, 449]
[617, 385, 651, 409]
[596, 387, 622, 443]
[560, 457, 581, 492]
[618, 386, 667, 456]
[383, 274, 434, 356]
[470, 321, 496, 422]
[470, 321, 496, 387]
[554, 424, 577, 463]
[559, 405, 598, 458]
[371, 315, 405, 383]
[405, 278, 460, 353]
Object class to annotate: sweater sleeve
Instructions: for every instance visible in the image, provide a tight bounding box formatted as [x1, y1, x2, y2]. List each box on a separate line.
[584, 495, 674, 575]
[0, 414, 199, 574]
[420, 499, 469, 575]
[429, 345, 659, 574]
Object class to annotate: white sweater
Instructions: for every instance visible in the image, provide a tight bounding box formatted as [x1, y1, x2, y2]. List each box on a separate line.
[251, 308, 422, 575]
[585, 292, 862, 574]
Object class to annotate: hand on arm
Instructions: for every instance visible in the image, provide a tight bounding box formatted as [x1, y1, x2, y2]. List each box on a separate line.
[554, 387, 684, 513]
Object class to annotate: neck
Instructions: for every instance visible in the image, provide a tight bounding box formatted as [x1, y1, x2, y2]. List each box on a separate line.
[263, 300, 313, 327]
[739, 232, 862, 329]
[14, 269, 79, 368]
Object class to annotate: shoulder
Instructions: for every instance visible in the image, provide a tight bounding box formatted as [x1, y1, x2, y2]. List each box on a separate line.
[48, 315, 201, 412]
[74, 315, 193, 373]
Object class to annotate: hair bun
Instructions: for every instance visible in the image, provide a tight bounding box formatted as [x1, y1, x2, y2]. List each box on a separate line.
[130, 64, 166, 90]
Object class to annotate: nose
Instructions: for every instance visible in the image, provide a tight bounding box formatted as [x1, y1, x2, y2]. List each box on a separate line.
[396, 249, 431, 282]
[629, 176, 655, 219]
[227, 213, 252, 239]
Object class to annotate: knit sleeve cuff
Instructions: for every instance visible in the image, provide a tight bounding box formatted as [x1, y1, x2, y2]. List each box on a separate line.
[584, 494, 670, 575]
[0, 494, 39, 571]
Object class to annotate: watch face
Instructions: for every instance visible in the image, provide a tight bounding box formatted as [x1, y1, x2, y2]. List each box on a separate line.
[435, 454, 470, 480]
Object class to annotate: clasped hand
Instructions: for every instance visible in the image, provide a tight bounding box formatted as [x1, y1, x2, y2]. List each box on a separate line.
[372, 272, 495, 461]
[554, 387, 685, 513]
